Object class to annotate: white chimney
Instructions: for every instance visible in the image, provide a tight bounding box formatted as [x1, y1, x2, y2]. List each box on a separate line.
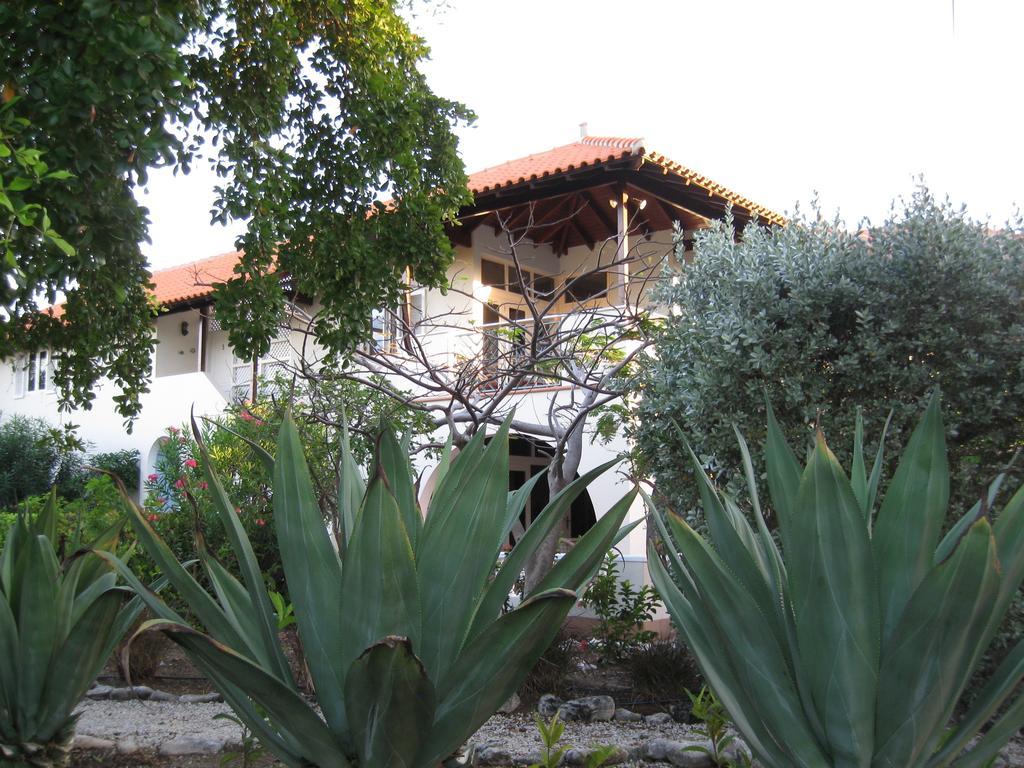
[578, 121, 588, 139]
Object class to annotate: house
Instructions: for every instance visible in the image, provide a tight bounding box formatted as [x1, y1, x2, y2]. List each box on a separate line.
[0, 133, 781, 624]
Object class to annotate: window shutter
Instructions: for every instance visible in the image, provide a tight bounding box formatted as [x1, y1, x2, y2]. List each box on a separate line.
[13, 356, 26, 398]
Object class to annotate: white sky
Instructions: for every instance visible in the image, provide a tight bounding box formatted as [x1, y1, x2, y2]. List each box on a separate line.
[140, 0, 1024, 271]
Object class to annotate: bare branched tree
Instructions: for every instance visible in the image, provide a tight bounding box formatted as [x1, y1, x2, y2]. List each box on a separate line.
[286, 203, 671, 589]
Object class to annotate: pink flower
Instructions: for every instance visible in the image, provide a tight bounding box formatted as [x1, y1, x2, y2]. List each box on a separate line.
[156, 496, 166, 505]
[147, 513, 159, 522]
[255, 518, 266, 527]
[184, 458, 198, 469]
[168, 426, 180, 435]
[174, 477, 186, 489]
[234, 507, 241, 514]
[198, 481, 208, 490]
[147, 473, 158, 483]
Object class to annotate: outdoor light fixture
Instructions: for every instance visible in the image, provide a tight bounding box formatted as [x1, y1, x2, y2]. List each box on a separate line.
[180, 321, 189, 336]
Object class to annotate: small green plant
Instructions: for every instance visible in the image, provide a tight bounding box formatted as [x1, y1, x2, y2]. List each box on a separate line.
[214, 712, 266, 768]
[269, 590, 295, 630]
[528, 713, 618, 768]
[684, 686, 751, 767]
[529, 712, 569, 768]
[581, 552, 657, 661]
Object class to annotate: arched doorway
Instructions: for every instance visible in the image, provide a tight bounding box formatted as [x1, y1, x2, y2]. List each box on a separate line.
[507, 435, 597, 549]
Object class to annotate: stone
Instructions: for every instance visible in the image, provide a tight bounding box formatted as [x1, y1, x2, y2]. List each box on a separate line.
[537, 694, 562, 717]
[497, 692, 521, 714]
[74, 735, 115, 750]
[613, 707, 642, 722]
[85, 685, 112, 700]
[557, 695, 615, 722]
[641, 738, 676, 761]
[160, 735, 228, 755]
[721, 738, 751, 764]
[130, 685, 154, 700]
[669, 702, 692, 723]
[563, 747, 628, 766]
[116, 738, 142, 754]
[664, 743, 714, 768]
[179, 692, 223, 703]
[148, 689, 177, 702]
[476, 744, 513, 766]
[108, 687, 136, 701]
[644, 712, 674, 726]
[642, 739, 714, 767]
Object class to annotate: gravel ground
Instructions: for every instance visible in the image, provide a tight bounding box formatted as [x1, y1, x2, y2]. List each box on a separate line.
[74, 699, 1024, 766]
[74, 700, 245, 748]
[74, 700, 707, 756]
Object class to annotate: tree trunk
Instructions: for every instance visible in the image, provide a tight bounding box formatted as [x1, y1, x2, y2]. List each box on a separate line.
[523, 425, 585, 594]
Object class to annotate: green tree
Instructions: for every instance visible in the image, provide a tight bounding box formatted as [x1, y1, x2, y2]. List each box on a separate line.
[636, 187, 1024, 520]
[0, 0, 471, 424]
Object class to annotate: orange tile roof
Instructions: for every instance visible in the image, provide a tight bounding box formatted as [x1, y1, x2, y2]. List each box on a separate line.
[468, 135, 784, 225]
[149, 249, 241, 307]
[468, 136, 644, 193]
[146, 135, 782, 308]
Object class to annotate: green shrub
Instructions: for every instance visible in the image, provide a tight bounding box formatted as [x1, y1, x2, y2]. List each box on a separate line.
[519, 629, 578, 703]
[637, 187, 1024, 522]
[0, 475, 123, 554]
[628, 639, 703, 703]
[648, 396, 1024, 767]
[0, 415, 60, 507]
[581, 552, 657, 662]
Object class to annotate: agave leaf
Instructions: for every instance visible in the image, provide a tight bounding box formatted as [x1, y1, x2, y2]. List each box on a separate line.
[192, 413, 293, 683]
[344, 636, 436, 768]
[944, 694, 1024, 768]
[423, 589, 576, 768]
[417, 419, 512, 683]
[37, 589, 122, 741]
[113, 487, 250, 651]
[927, 637, 1024, 768]
[934, 470, 1010, 565]
[874, 392, 949, 643]
[15, 536, 59, 737]
[658, 512, 828, 766]
[375, 429, 422, 547]
[789, 435, 878, 766]
[467, 460, 619, 642]
[0, 590, 17, 719]
[274, 414, 350, 738]
[732, 425, 787, 597]
[338, 413, 366, 554]
[532, 490, 637, 596]
[764, 401, 801, 557]
[338, 473, 420, 688]
[200, 553, 275, 668]
[147, 620, 349, 768]
[647, 543, 793, 767]
[874, 519, 999, 767]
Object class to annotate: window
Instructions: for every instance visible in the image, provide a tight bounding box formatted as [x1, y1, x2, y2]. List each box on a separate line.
[14, 350, 50, 397]
[231, 333, 293, 401]
[565, 270, 608, 302]
[480, 258, 555, 299]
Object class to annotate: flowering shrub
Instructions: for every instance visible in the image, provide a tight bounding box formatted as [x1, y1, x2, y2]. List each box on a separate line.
[139, 402, 286, 601]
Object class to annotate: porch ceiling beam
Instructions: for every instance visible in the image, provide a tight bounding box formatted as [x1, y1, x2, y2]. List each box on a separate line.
[584, 187, 618, 237]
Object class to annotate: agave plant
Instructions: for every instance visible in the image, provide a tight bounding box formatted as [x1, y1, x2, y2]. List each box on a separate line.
[104, 415, 637, 768]
[647, 395, 1024, 768]
[0, 491, 148, 767]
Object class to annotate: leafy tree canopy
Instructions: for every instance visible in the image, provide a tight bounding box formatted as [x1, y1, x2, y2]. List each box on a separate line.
[0, 0, 472, 424]
[636, 187, 1024, 520]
